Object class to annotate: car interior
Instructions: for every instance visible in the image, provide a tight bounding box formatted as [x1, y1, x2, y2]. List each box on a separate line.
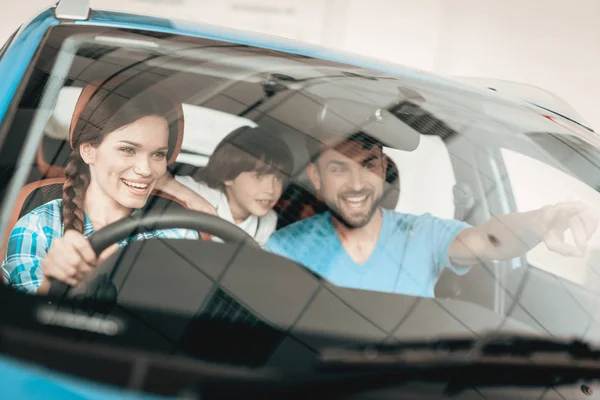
[3, 25, 600, 387]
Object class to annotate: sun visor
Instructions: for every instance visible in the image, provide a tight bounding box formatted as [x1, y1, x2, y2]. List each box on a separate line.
[316, 98, 421, 152]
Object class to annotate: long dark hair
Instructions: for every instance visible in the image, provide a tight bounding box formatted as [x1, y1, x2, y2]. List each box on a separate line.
[63, 80, 182, 233]
[196, 126, 294, 191]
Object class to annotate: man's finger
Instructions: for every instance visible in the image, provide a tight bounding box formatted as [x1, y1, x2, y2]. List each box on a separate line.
[546, 241, 584, 257]
[556, 204, 599, 240]
[553, 204, 587, 223]
[554, 201, 587, 210]
[568, 217, 588, 253]
[545, 229, 584, 257]
[580, 211, 600, 239]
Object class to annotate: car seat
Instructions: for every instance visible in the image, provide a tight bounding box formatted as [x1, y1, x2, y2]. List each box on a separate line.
[0, 178, 210, 262]
[1, 77, 207, 262]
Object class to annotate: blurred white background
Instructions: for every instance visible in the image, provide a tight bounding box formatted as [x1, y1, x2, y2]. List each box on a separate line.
[1, 0, 598, 130]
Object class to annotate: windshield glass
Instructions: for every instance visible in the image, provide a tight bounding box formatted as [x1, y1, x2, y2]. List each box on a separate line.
[2, 24, 600, 373]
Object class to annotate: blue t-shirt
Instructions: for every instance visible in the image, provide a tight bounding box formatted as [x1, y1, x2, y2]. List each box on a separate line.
[264, 209, 471, 298]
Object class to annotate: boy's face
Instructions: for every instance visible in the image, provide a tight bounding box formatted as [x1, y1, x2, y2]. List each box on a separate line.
[224, 163, 285, 220]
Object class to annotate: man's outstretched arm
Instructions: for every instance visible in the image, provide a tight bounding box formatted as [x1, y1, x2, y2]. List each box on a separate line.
[448, 202, 598, 266]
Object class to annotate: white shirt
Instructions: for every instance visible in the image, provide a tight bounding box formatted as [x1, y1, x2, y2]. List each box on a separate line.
[174, 175, 278, 247]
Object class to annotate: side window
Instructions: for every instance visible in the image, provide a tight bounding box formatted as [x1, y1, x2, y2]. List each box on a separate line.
[385, 101, 459, 219]
[386, 134, 456, 219]
[500, 134, 600, 289]
[0, 28, 20, 61]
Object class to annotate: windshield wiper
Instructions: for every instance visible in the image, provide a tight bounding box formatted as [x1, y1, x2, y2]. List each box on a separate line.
[10, 315, 599, 400]
[295, 332, 600, 397]
[319, 332, 600, 364]
[198, 332, 600, 399]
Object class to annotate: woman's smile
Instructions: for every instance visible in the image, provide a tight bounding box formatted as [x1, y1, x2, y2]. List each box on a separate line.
[121, 178, 152, 197]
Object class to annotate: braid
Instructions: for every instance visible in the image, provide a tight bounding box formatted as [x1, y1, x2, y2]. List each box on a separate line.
[62, 152, 90, 233]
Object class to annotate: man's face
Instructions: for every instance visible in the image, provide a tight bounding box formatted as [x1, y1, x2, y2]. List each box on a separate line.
[308, 140, 388, 228]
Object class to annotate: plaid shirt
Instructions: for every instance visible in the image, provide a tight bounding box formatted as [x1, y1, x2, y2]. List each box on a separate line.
[2, 199, 198, 294]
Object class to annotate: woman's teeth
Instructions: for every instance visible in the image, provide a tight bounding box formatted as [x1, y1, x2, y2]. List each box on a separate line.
[122, 179, 149, 189]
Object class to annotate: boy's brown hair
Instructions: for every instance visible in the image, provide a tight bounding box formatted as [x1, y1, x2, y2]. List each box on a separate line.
[197, 126, 294, 191]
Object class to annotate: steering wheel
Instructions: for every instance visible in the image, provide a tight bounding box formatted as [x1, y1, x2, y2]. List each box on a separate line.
[48, 209, 260, 300]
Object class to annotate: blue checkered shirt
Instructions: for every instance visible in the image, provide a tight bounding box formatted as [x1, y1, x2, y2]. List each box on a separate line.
[2, 199, 198, 294]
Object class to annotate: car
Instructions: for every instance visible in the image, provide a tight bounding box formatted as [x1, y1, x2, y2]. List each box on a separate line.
[1, 0, 600, 399]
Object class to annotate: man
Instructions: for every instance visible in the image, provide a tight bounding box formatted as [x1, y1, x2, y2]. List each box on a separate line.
[264, 131, 598, 298]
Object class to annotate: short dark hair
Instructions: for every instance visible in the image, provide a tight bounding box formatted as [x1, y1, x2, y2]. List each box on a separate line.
[197, 126, 294, 191]
[305, 130, 385, 163]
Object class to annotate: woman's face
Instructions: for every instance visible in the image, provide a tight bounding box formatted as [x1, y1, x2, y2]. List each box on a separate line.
[81, 115, 170, 210]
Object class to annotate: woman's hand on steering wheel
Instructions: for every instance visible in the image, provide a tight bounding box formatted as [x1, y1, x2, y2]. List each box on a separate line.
[39, 230, 117, 294]
[46, 209, 259, 297]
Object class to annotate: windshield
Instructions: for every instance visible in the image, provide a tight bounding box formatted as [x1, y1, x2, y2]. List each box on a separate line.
[1, 24, 600, 378]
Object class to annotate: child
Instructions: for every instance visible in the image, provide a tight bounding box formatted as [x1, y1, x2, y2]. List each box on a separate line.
[157, 126, 294, 246]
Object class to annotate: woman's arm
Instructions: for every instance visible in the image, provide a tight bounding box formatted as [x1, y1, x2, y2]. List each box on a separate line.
[2, 213, 51, 294]
[2, 208, 99, 295]
[156, 173, 217, 215]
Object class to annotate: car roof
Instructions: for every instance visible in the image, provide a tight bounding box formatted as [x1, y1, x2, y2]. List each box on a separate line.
[64, 8, 591, 133]
[69, 9, 495, 101]
[11, 5, 595, 146]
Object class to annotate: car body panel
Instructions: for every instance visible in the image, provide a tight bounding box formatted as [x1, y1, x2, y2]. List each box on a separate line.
[0, 9, 58, 126]
[1, 4, 599, 400]
[73, 9, 592, 135]
[74, 10, 524, 107]
[3, 7, 587, 143]
[0, 355, 167, 400]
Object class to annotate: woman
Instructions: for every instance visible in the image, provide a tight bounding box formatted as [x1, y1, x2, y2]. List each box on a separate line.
[1, 77, 197, 295]
[157, 126, 293, 247]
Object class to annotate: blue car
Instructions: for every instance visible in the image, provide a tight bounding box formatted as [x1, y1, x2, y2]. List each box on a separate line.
[2, 0, 600, 399]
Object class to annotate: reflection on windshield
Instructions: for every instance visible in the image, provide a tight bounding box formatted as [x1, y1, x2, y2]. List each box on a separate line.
[3, 26, 600, 373]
